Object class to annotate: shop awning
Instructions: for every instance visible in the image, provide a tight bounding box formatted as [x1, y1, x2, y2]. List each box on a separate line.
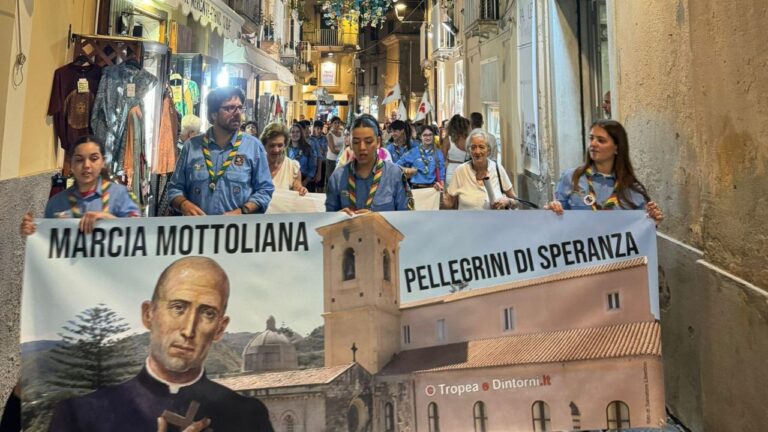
[223, 40, 296, 86]
[161, 0, 244, 41]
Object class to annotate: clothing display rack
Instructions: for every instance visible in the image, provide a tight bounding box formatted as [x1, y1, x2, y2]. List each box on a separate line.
[69, 33, 144, 67]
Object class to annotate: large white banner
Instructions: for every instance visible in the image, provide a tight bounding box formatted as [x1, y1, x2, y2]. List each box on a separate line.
[21, 211, 664, 431]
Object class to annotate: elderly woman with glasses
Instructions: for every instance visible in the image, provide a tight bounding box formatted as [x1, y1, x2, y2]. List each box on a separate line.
[397, 124, 446, 190]
[443, 129, 518, 210]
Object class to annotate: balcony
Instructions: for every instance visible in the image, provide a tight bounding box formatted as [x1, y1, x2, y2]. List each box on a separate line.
[303, 29, 358, 50]
[463, 0, 500, 36]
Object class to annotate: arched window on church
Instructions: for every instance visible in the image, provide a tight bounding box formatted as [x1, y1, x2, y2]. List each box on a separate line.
[343, 248, 356, 280]
[427, 402, 440, 432]
[473, 401, 488, 432]
[532, 400, 551, 431]
[282, 413, 295, 432]
[347, 403, 360, 432]
[383, 250, 391, 281]
[606, 400, 630, 430]
[384, 402, 395, 432]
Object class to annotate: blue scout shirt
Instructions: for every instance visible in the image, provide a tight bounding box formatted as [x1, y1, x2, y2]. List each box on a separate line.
[309, 135, 328, 163]
[397, 144, 446, 185]
[325, 159, 412, 212]
[384, 139, 417, 163]
[555, 167, 647, 210]
[168, 130, 274, 215]
[45, 180, 140, 218]
[287, 144, 318, 180]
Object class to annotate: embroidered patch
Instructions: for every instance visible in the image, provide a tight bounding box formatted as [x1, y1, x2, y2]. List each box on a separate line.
[234, 155, 245, 166]
[233, 186, 241, 195]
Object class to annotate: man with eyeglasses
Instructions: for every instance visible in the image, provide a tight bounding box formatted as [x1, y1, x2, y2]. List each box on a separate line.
[168, 87, 274, 215]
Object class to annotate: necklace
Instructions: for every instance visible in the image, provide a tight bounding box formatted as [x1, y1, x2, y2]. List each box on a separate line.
[584, 167, 620, 210]
[346, 158, 384, 210]
[201, 128, 243, 191]
[67, 178, 111, 218]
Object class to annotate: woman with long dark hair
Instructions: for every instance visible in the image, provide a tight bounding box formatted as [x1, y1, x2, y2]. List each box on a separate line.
[546, 119, 663, 223]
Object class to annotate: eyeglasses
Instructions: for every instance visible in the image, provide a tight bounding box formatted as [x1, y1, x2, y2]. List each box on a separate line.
[220, 105, 244, 113]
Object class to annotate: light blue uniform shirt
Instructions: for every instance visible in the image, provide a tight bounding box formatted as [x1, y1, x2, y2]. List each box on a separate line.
[555, 167, 647, 210]
[168, 130, 274, 215]
[325, 160, 412, 212]
[287, 145, 318, 179]
[45, 181, 140, 218]
[385, 139, 417, 163]
[397, 144, 446, 185]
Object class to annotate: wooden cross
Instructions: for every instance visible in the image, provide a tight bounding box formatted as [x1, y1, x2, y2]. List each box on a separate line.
[351, 342, 358, 362]
[161, 401, 212, 431]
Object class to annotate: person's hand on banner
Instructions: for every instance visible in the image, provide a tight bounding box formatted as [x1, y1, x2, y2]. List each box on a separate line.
[433, 181, 443, 192]
[340, 208, 371, 217]
[646, 201, 664, 225]
[157, 416, 211, 432]
[79, 211, 116, 234]
[20, 212, 36, 237]
[298, 186, 308, 196]
[179, 200, 206, 216]
[544, 201, 564, 215]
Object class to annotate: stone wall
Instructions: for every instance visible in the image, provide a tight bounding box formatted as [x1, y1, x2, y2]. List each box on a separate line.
[0, 172, 53, 403]
[613, 1, 768, 430]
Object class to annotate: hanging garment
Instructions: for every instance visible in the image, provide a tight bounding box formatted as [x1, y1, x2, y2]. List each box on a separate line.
[154, 92, 179, 174]
[91, 62, 157, 174]
[184, 79, 200, 114]
[123, 106, 149, 207]
[48, 62, 102, 151]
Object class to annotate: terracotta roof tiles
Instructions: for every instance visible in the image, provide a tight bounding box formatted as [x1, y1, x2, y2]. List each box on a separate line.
[214, 363, 355, 391]
[379, 321, 660, 375]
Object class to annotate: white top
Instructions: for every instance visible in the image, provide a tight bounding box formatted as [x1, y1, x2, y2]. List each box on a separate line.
[447, 160, 513, 210]
[272, 158, 300, 190]
[326, 132, 345, 161]
[445, 138, 468, 187]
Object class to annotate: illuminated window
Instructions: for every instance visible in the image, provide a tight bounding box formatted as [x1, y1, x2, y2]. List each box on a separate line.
[403, 325, 411, 344]
[606, 401, 630, 430]
[532, 400, 551, 431]
[436, 319, 446, 342]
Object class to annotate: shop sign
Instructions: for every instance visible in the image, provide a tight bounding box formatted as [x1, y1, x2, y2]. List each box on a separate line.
[178, 0, 244, 41]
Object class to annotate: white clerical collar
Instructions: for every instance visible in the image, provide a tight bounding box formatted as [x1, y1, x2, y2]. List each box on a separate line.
[145, 357, 204, 394]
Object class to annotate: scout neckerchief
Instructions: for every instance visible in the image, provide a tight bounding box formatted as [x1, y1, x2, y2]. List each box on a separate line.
[201, 128, 243, 191]
[67, 178, 111, 218]
[347, 157, 384, 210]
[391, 140, 408, 161]
[584, 166, 620, 210]
[418, 144, 434, 175]
[287, 145, 303, 160]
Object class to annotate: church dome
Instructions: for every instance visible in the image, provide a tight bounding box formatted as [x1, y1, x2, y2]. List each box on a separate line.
[242, 316, 299, 372]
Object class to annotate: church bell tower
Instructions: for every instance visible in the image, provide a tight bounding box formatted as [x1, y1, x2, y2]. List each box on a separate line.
[315, 213, 404, 374]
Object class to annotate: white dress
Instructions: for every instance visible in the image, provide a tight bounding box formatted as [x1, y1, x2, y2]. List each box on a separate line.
[272, 159, 301, 190]
[446, 160, 513, 210]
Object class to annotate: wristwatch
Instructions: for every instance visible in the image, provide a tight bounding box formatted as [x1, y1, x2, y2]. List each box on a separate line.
[240, 205, 252, 215]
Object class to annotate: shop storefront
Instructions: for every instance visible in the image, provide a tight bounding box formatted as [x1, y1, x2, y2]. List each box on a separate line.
[223, 39, 296, 130]
[47, 0, 244, 215]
